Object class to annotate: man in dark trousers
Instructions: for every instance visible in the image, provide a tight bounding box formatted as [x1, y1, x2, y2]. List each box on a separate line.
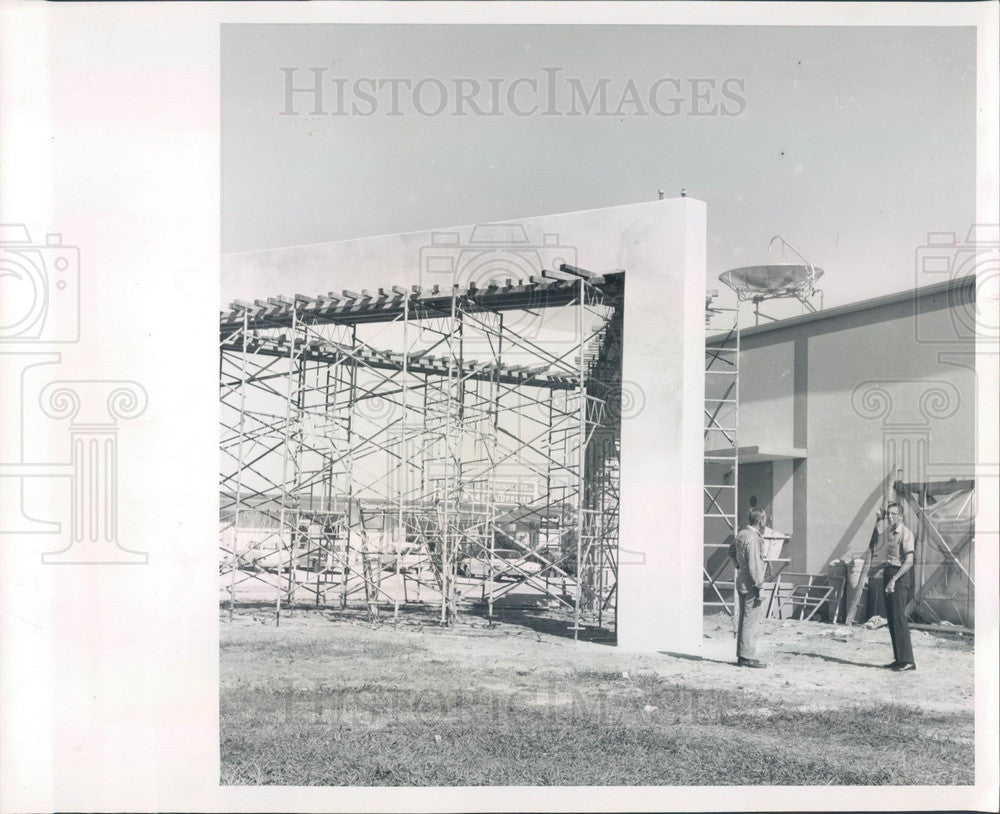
[869, 502, 917, 671]
[730, 507, 768, 668]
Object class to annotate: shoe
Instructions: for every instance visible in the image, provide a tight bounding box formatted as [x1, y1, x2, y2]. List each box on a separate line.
[891, 662, 916, 672]
[737, 657, 767, 668]
[883, 662, 900, 669]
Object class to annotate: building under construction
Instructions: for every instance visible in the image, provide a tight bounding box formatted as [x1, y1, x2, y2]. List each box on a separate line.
[220, 262, 624, 636]
[220, 203, 981, 644]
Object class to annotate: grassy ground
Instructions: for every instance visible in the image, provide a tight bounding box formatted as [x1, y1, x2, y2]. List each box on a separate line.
[220, 607, 974, 786]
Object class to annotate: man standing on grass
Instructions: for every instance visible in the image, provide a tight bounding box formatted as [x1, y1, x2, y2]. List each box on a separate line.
[730, 507, 768, 668]
[869, 502, 917, 672]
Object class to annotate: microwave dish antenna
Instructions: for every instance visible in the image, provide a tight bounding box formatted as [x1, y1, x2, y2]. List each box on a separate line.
[718, 236, 825, 325]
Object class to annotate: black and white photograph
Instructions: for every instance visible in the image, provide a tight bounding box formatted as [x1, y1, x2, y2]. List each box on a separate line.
[1, 2, 998, 813]
[218, 21, 988, 788]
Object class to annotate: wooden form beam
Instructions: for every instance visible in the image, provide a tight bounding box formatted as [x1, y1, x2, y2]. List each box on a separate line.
[220, 273, 624, 332]
[220, 333, 578, 390]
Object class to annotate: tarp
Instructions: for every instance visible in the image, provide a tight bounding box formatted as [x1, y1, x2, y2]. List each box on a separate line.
[913, 487, 975, 627]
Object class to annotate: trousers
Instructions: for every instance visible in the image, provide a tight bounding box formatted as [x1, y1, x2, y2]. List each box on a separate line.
[737, 590, 765, 660]
[884, 564, 915, 665]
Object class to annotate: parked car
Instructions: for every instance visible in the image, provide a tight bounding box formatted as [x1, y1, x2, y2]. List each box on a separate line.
[458, 548, 544, 581]
[377, 548, 428, 574]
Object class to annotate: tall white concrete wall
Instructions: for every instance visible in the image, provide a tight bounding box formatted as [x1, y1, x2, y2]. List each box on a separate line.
[222, 198, 707, 652]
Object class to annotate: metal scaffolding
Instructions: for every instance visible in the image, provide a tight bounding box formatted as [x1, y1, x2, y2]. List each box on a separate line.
[703, 292, 741, 615]
[220, 268, 624, 638]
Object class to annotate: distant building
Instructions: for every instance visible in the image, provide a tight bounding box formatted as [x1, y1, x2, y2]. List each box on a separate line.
[708, 275, 976, 625]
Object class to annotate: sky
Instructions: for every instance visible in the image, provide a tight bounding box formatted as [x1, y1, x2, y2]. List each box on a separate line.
[221, 24, 976, 313]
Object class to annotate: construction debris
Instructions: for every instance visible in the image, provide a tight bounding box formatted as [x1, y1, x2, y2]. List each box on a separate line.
[864, 615, 888, 630]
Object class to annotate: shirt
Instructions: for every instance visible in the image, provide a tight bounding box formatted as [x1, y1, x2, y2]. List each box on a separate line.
[730, 526, 766, 594]
[761, 526, 788, 557]
[870, 521, 915, 567]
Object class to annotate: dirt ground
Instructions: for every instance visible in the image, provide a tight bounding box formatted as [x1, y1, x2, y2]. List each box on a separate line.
[675, 614, 972, 715]
[223, 604, 975, 715]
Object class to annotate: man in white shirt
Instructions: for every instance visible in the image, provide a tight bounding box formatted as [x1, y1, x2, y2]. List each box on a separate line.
[869, 502, 916, 671]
